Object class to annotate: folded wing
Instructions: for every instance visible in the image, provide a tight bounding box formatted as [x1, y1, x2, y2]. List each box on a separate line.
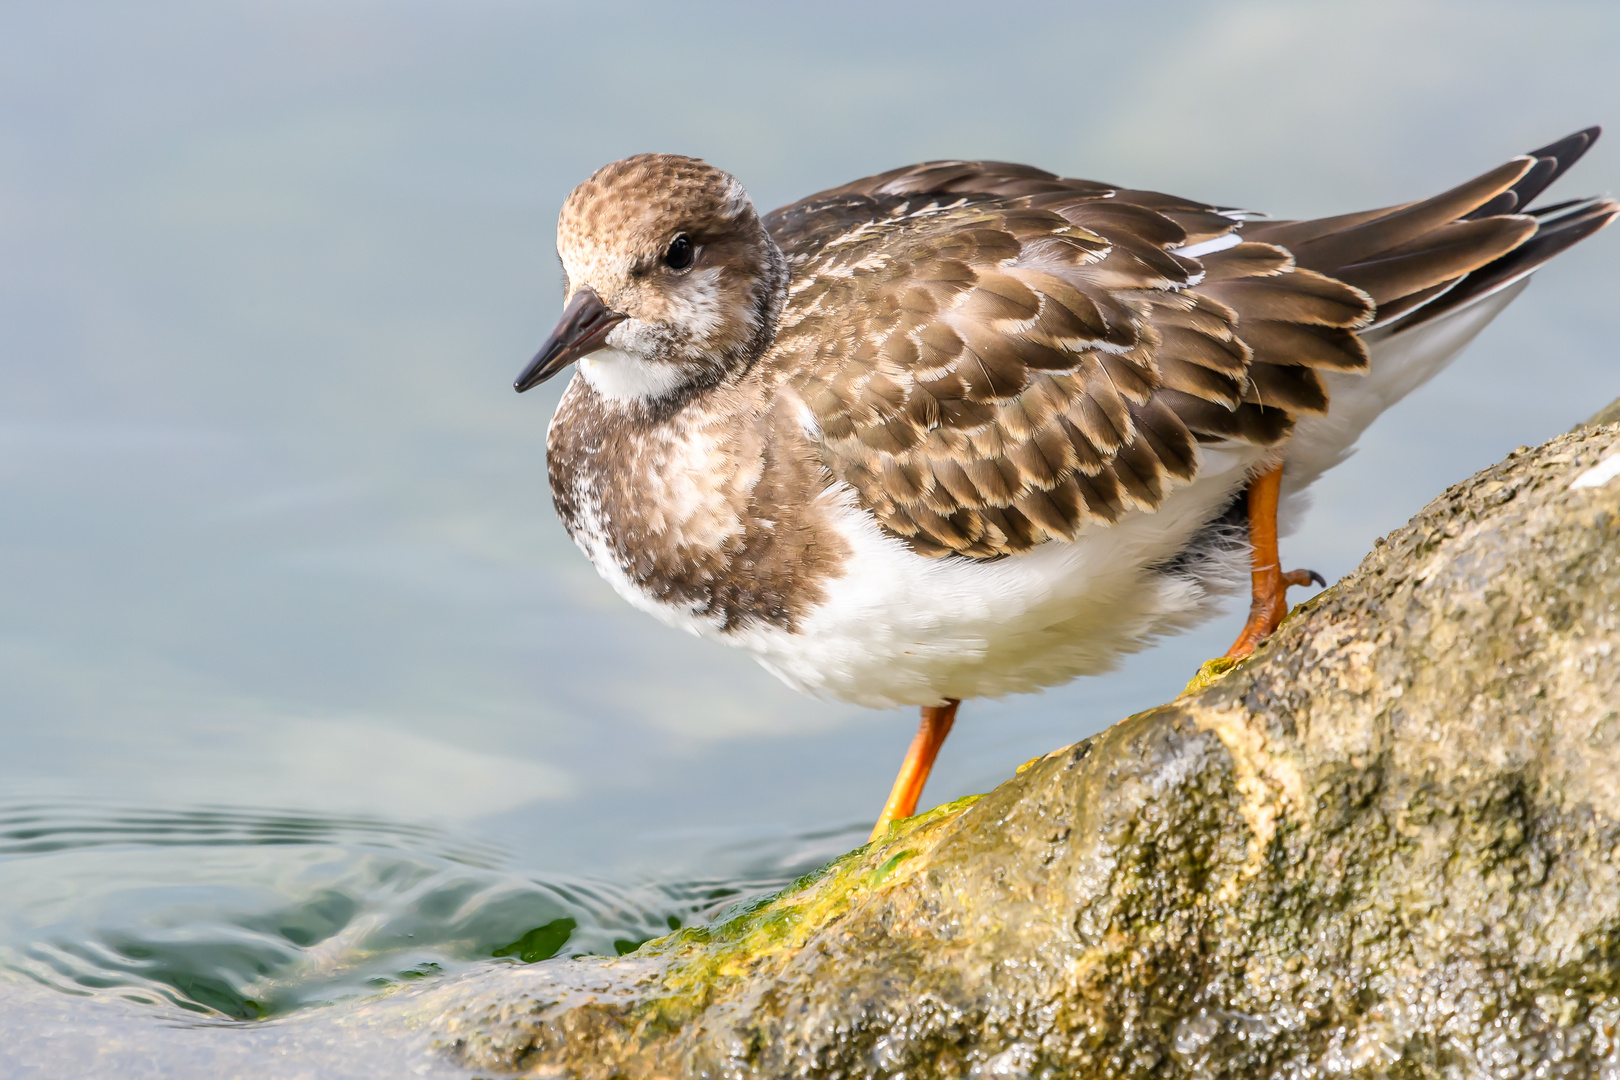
[763, 131, 1614, 559]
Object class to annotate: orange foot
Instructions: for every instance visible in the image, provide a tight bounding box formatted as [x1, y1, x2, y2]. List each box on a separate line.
[1224, 463, 1326, 660]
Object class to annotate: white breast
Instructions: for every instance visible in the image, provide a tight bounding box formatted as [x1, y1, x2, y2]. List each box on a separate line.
[563, 436, 1264, 709]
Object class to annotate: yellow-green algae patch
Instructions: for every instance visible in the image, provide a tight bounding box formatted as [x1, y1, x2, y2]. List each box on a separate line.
[625, 794, 983, 1017]
[1179, 655, 1241, 697]
[1179, 594, 1329, 698]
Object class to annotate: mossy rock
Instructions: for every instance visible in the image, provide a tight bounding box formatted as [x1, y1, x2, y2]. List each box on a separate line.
[427, 419, 1620, 1079]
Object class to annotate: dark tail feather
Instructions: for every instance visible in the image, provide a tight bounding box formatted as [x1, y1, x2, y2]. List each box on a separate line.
[1249, 127, 1614, 333]
[1246, 158, 1530, 260]
[1463, 125, 1602, 219]
[1384, 194, 1618, 332]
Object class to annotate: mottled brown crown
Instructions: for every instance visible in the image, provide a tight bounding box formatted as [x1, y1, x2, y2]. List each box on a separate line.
[558, 154, 756, 280]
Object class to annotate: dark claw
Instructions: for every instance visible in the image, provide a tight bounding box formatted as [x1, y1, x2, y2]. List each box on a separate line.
[1282, 568, 1328, 591]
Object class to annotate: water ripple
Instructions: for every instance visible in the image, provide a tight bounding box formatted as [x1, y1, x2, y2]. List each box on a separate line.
[0, 799, 836, 1020]
[0, 801, 508, 867]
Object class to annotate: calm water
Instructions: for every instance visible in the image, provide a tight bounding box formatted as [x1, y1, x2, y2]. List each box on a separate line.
[3, 1, 1618, 1072]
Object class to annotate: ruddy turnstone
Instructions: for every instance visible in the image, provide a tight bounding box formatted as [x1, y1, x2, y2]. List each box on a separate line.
[516, 129, 1615, 841]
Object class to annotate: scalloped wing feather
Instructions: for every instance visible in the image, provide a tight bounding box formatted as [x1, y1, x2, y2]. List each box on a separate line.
[760, 140, 1610, 559]
[765, 174, 1363, 558]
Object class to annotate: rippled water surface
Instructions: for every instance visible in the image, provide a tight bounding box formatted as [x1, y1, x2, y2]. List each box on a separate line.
[3, 802, 743, 1016]
[3, 1, 1618, 1073]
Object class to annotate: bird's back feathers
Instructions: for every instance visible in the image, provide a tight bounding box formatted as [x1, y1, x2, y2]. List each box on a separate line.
[760, 129, 1615, 560]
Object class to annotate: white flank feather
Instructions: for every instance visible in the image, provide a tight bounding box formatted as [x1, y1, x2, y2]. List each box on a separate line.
[1279, 277, 1531, 524]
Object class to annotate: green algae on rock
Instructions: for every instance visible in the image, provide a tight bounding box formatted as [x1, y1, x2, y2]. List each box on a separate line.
[429, 419, 1620, 1079]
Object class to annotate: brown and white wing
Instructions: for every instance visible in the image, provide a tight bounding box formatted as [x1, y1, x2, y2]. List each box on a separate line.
[764, 139, 1614, 560]
[764, 166, 1372, 558]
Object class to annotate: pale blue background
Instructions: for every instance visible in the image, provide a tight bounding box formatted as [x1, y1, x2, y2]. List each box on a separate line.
[1, 10, 1617, 1055]
[3, 0, 1616, 869]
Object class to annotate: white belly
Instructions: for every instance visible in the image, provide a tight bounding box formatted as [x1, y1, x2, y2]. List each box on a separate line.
[701, 445, 1264, 708]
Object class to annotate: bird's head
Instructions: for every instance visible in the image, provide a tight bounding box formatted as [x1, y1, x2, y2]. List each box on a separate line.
[515, 154, 787, 406]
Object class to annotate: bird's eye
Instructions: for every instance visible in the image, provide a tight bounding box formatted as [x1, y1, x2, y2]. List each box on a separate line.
[663, 235, 695, 270]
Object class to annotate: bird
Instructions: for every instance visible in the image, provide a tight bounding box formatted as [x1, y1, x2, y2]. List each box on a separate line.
[514, 129, 1616, 843]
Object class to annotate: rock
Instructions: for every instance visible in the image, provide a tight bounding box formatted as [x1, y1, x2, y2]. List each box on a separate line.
[427, 419, 1620, 1079]
[1579, 396, 1620, 430]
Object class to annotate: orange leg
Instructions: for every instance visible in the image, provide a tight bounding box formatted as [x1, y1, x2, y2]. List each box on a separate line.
[1224, 463, 1325, 659]
[869, 700, 958, 843]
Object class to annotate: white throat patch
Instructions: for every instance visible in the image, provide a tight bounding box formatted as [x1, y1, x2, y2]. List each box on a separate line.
[577, 346, 688, 404]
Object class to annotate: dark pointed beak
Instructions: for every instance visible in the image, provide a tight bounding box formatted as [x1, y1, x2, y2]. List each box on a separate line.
[514, 287, 628, 393]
